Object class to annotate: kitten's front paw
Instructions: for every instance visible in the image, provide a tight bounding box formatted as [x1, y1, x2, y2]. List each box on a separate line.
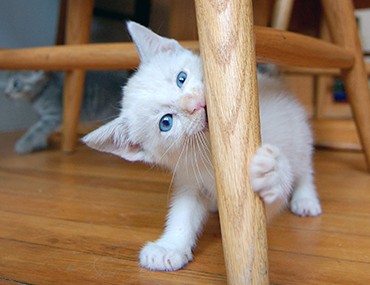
[250, 144, 292, 204]
[15, 140, 34, 155]
[15, 136, 48, 154]
[290, 197, 322, 217]
[139, 242, 192, 271]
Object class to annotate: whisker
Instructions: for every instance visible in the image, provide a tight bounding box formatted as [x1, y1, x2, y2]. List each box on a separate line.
[195, 132, 214, 180]
[157, 135, 184, 164]
[198, 131, 213, 166]
[185, 136, 191, 177]
[197, 136, 214, 182]
[166, 132, 188, 203]
[190, 135, 205, 190]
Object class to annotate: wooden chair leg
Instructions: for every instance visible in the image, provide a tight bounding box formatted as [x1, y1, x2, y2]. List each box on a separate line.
[271, 0, 295, 29]
[195, 0, 269, 284]
[62, 0, 93, 153]
[321, 0, 370, 172]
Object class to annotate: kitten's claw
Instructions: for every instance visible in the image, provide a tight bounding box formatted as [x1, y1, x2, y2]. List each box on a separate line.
[290, 197, 322, 217]
[139, 242, 192, 271]
[250, 144, 291, 204]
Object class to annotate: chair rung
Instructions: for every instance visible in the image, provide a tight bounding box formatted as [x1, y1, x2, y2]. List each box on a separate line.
[0, 42, 198, 71]
[0, 43, 142, 70]
[254, 26, 354, 69]
[282, 62, 370, 76]
[0, 27, 353, 71]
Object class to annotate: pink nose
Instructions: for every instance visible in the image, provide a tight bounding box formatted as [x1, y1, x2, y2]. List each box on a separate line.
[182, 93, 206, 114]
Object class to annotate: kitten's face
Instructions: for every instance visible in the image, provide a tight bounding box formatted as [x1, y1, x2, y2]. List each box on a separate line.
[5, 71, 49, 100]
[122, 48, 206, 163]
[83, 22, 208, 168]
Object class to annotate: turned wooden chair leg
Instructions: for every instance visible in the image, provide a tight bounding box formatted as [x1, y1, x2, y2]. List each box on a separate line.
[321, 0, 370, 172]
[62, 0, 93, 153]
[271, 0, 295, 30]
[195, 0, 269, 284]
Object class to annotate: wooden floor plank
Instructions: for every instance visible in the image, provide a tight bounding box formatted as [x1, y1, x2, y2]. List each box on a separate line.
[273, 211, 370, 237]
[269, 250, 370, 285]
[1, 132, 370, 284]
[269, 226, 370, 263]
[1, 239, 227, 285]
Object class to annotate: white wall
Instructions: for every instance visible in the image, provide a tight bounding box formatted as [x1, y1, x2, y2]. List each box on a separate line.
[356, 9, 370, 53]
[0, 0, 60, 132]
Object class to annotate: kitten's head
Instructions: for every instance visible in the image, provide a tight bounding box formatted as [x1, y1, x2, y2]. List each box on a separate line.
[4, 70, 49, 101]
[83, 22, 207, 168]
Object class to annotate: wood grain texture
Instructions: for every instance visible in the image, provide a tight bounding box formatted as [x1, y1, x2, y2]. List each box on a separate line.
[254, 26, 353, 69]
[0, 42, 198, 71]
[194, 0, 268, 284]
[1, 132, 370, 284]
[321, 0, 370, 172]
[312, 119, 361, 151]
[0, 27, 354, 71]
[62, 0, 94, 153]
[282, 62, 370, 76]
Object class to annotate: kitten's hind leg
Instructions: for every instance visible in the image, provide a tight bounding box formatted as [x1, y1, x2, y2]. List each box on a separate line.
[290, 173, 322, 217]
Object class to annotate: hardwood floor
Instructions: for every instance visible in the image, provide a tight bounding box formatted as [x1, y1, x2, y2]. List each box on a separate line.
[0, 131, 369, 284]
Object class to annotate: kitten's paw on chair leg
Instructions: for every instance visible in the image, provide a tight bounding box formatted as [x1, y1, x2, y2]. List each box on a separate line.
[139, 241, 192, 271]
[249, 144, 292, 204]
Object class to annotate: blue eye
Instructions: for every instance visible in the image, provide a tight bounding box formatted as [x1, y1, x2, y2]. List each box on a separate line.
[176, 71, 187, 88]
[159, 114, 173, 132]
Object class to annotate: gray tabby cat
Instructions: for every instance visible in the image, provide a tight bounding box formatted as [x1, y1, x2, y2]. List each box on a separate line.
[4, 70, 125, 154]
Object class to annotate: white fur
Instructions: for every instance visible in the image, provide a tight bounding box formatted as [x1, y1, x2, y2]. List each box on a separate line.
[83, 22, 321, 271]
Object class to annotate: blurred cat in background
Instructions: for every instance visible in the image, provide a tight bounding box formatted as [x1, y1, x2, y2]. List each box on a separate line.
[4, 70, 125, 154]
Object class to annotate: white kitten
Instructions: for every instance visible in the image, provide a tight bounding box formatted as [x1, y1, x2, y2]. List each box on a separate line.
[83, 22, 321, 271]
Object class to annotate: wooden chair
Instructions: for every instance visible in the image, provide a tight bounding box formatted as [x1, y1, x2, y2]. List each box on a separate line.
[271, 0, 294, 29]
[62, 0, 93, 153]
[272, 0, 370, 151]
[195, 1, 370, 284]
[0, 0, 369, 283]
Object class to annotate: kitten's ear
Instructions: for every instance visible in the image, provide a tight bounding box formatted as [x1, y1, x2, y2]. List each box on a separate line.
[82, 118, 146, 162]
[126, 21, 183, 62]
